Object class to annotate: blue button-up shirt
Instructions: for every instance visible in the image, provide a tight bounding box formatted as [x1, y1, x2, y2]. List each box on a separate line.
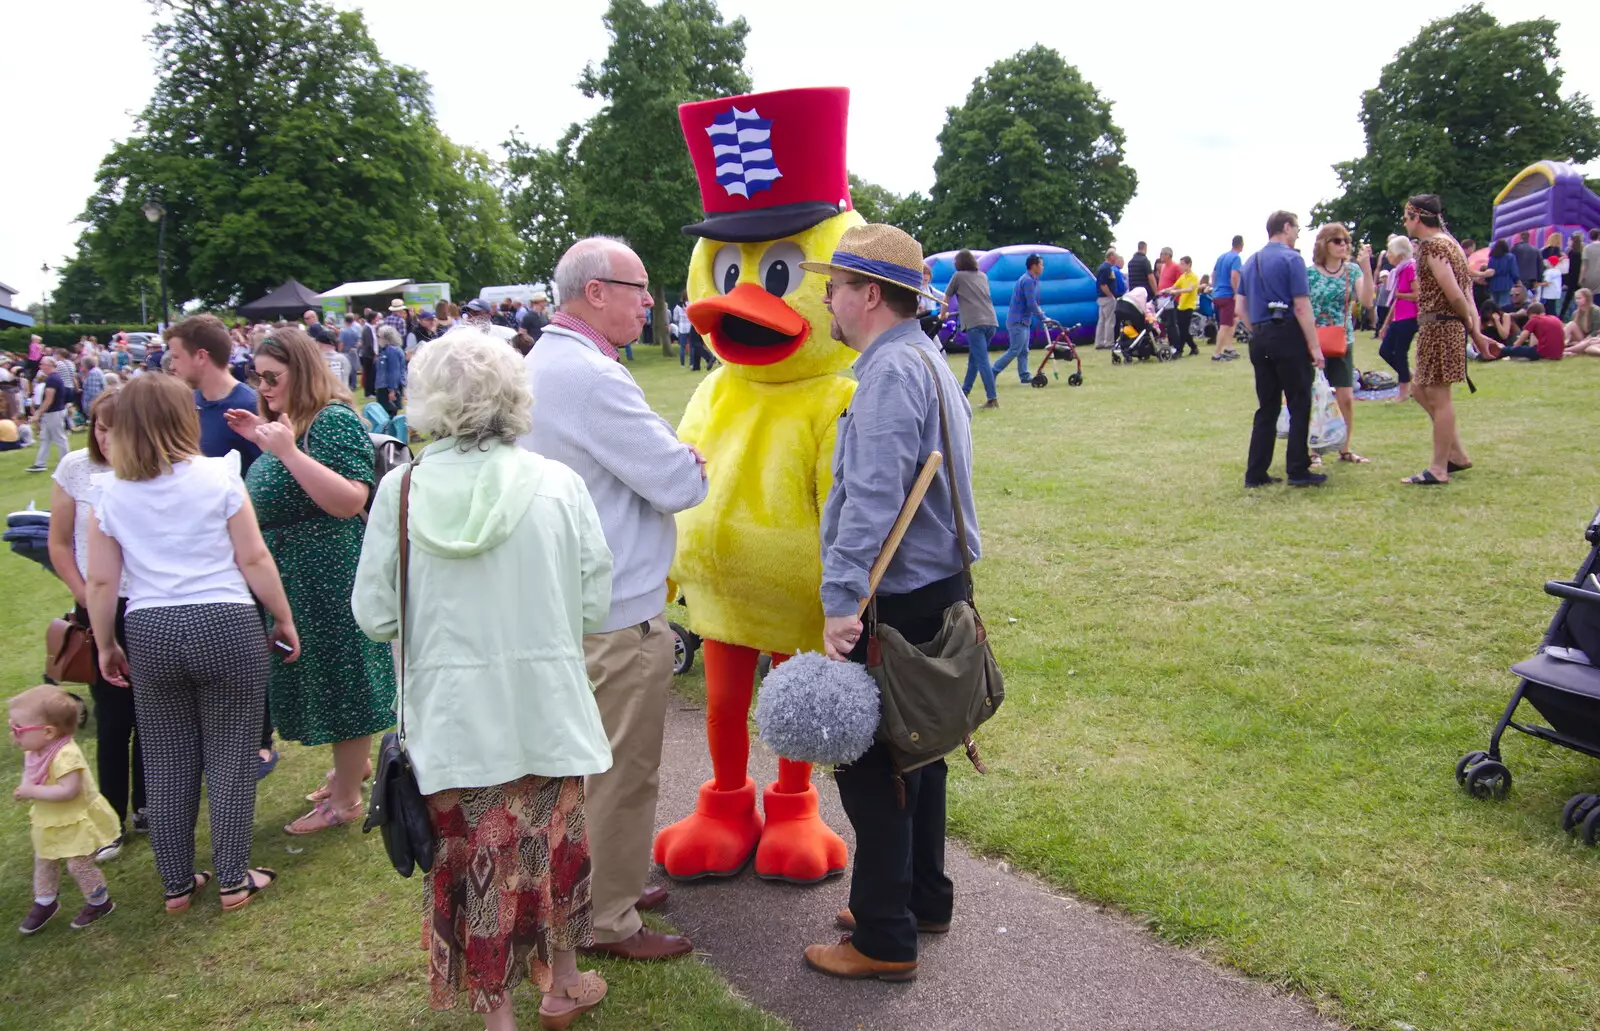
[1006, 271, 1045, 330]
[820, 320, 981, 617]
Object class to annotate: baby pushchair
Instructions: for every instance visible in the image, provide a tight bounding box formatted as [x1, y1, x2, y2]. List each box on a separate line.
[1457, 507, 1600, 844]
[1111, 296, 1172, 364]
[1030, 320, 1084, 388]
[5, 504, 53, 576]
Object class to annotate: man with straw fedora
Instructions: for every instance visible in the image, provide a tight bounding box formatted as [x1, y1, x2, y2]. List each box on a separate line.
[800, 223, 983, 981]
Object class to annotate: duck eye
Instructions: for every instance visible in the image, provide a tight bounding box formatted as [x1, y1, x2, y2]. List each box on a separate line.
[758, 242, 805, 297]
[712, 245, 741, 295]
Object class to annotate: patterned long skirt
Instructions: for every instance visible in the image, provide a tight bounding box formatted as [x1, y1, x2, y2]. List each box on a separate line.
[422, 775, 593, 1013]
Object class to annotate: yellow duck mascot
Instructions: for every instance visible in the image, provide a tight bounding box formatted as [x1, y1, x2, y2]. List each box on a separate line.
[653, 87, 862, 883]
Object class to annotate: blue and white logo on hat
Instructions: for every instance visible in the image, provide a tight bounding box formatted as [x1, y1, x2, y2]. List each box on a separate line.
[705, 106, 781, 199]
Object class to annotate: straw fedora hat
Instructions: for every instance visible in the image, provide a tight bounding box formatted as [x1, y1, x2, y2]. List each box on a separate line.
[800, 223, 940, 302]
[387, 298, 408, 312]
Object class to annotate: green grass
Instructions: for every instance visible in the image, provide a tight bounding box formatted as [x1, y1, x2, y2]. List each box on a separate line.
[0, 427, 782, 1031]
[4, 347, 1600, 1030]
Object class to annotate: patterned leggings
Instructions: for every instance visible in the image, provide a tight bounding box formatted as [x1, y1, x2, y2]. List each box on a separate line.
[124, 603, 269, 895]
[35, 855, 107, 904]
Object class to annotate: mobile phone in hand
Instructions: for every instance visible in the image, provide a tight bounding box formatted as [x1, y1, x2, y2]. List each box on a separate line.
[272, 639, 294, 656]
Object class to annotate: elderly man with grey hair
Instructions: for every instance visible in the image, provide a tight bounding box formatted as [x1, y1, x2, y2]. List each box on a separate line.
[26, 356, 70, 472]
[519, 236, 709, 962]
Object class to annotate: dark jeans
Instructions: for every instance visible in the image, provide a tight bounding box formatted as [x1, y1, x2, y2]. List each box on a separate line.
[1380, 317, 1418, 383]
[1246, 319, 1314, 483]
[376, 387, 400, 416]
[688, 331, 717, 371]
[834, 572, 965, 963]
[86, 599, 146, 827]
[1500, 344, 1547, 360]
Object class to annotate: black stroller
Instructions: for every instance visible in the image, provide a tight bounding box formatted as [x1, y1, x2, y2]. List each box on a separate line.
[1111, 296, 1171, 364]
[1457, 507, 1600, 843]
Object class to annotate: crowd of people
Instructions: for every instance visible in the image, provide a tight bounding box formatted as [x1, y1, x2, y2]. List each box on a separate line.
[6, 225, 981, 1030]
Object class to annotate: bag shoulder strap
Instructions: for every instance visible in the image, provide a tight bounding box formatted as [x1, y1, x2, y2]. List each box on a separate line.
[911, 345, 974, 599]
[396, 452, 422, 743]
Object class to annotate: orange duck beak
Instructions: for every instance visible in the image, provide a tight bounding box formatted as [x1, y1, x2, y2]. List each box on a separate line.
[688, 284, 809, 366]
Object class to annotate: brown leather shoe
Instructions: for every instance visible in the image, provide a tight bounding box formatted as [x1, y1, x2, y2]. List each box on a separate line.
[804, 935, 917, 982]
[835, 907, 950, 935]
[636, 886, 669, 912]
[582, 927, 693, 961]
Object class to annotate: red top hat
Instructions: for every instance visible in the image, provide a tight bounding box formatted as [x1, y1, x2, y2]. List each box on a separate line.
[679, 87, 854, 242]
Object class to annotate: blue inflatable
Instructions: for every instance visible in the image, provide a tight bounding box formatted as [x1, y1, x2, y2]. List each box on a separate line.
[927, 244, 1099, 350]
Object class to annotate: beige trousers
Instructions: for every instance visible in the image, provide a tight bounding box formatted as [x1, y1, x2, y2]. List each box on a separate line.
[583, 614, 674, 943]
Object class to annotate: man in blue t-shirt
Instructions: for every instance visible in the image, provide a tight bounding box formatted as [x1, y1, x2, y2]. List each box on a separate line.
[167, 314, 262, 474]
[1211, 235, 1245, 360]
[1236, 211, 1324, 489]
[1094, 249, 1121, 349]
[994, 254, 1047, 383]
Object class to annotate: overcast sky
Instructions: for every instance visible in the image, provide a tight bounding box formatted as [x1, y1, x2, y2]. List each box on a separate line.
[5, 1, 1599, 309]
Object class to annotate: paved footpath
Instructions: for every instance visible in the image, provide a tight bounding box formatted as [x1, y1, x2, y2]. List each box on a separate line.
[650, 697, 1343, 1031]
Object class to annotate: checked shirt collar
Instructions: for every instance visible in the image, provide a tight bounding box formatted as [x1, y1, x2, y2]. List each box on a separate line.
[549, 312, 621, 362]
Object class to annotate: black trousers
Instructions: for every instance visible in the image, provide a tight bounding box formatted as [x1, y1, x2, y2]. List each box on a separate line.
[86, 599, 146, 827]
[360, 356, 375, 396]
[688, 331, 717, 371]
[834, 572, 965, 963]
[1168, 308, 1196, 353]
[376, 387, 400, 416]
[1246, 319, 1314, 483]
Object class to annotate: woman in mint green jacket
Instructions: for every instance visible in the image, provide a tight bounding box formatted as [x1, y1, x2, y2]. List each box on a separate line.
[352, 327, 615, 1031]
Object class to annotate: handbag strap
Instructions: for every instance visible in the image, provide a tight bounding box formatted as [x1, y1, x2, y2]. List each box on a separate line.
[397, 453, 422, 744]
[912, 346, 974, 600]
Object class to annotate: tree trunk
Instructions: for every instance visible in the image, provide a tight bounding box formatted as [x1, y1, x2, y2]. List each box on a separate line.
[655, 287, 673, 357]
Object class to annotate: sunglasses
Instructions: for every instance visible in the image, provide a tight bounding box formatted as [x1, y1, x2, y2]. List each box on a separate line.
[1329, 238, 1350, 245]
[9, 721, 47, 736]
[258, 370, 283, 387]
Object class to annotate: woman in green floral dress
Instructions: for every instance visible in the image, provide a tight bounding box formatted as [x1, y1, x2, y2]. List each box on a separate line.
[224, 329, 394, 835]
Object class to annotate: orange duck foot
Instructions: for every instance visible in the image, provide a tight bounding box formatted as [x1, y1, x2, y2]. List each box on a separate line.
[653, 778, 762, 880]
[754, 782, 848, 885]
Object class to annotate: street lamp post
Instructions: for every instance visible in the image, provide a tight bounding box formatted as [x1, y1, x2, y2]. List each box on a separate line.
[142, 200, 168, 328]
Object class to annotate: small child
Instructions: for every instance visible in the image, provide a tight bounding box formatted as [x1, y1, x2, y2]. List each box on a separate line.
[11, 684, 120, 934]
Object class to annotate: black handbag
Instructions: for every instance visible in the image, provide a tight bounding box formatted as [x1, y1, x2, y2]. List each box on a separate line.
[362, 456, 435, 877]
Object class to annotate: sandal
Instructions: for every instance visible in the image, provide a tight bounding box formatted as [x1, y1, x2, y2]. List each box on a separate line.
[1338, 451, 1370, 464]
[539, 970, 608, 1031]
[285, 800, 365, 836]
[1402, 470, 1447, 485]
[164, 871, 213, 914]
[1447, 461, 1472, 473]
[220, 868, 278, 913]
[305, 760, 373, 803]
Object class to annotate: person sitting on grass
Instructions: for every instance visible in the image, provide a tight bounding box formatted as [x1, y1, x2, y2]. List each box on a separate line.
[1501, 302, 1565, 361]
[1562, 288, 1596, 349]
[11, 684, 121, 934]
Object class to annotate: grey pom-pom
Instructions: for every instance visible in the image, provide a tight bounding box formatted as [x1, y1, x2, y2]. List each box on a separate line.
[755, 650, 880, 765]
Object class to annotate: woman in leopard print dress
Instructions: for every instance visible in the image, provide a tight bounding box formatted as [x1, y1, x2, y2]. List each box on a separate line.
[1403, 195, 1500, 485]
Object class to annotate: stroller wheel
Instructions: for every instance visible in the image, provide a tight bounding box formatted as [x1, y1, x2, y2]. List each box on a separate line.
[1463, 759, 1511, 800]
[1068, 372, 1083, 386]
[1582, 805, 1600, 847]
[1561, 792, 1600, 833]
[1454, 750, 1488, 785]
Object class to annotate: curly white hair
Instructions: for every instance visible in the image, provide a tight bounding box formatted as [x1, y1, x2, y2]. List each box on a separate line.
[406, 327, 532, 444]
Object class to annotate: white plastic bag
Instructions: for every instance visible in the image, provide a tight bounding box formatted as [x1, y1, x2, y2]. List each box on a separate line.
[1275, 370, 1347, 451]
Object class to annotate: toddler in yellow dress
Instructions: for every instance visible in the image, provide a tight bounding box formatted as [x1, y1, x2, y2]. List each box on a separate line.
[11, 684, 120, 934]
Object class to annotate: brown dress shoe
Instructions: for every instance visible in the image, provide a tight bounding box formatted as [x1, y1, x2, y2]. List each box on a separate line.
[582, 927, 693, 960]
[804, 935, 917, 982]
[636, 886, 669, 912]
[835, 907, 950, 935]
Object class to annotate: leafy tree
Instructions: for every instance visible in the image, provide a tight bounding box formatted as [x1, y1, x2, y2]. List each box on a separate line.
[887, 191, 933, 249]
[503, 0, 750, 352]
[1314, 5, 1600, 244]
[848, 173, 902, 225]
[924, 46, 1136, 259]
[57, 0, 518, 318]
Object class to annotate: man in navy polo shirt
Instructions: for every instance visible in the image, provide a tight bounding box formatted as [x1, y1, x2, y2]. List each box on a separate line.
[1236, 211, 1325, 488]
[1094, 249, 1120, 349]
[166, 314, 262, 475]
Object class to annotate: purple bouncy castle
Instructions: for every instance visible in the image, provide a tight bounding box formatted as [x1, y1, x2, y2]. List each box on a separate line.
[1490, 160, 1600, 245]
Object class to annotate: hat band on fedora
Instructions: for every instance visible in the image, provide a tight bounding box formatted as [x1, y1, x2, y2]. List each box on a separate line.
[828, 252, 921, 291]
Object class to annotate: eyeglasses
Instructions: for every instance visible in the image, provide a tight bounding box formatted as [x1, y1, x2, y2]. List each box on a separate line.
[595, 278, 651, 296]
[259, 370, 282, 387]
[824, 279, 870, 300]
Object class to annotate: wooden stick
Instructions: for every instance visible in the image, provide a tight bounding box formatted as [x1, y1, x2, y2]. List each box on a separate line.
[856, 451, 943, 619]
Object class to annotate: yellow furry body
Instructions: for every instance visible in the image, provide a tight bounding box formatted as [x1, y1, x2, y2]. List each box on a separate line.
[673, 369, 855, 656]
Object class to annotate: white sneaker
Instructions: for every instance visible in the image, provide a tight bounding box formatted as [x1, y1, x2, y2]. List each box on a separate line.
[93, 835, 124, 863]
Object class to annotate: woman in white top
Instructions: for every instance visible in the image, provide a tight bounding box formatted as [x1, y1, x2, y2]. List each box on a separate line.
[86, 375, 300, 914]
[47, 389, 145, 861]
